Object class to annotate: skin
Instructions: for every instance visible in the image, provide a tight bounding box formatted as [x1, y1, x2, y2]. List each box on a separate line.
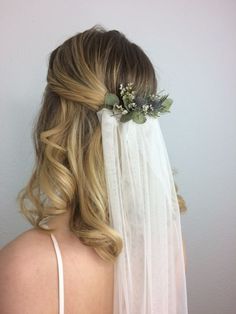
[0, 211, 114, 314]
[0, 211, 187, 314]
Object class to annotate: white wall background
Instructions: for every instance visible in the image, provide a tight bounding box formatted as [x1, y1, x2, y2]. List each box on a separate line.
[0, 0, 235, 313]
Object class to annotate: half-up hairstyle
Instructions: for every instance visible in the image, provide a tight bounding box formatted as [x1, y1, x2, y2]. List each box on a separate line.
[17, 24, 187, 263]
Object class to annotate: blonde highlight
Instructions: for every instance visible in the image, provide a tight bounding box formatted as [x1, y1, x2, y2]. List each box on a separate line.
[17, 24, 187, 263]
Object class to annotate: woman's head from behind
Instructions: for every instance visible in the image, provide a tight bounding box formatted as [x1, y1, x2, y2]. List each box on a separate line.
[17, 24, 181, 262]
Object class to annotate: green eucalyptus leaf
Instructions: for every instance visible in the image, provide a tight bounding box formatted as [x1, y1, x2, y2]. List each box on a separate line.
[161, 98, 173, 112]
[104, 93, 120, 109]
[120, 111, 133, 123]
[151, 109, 161, 117]
[132, 111, 147, 124]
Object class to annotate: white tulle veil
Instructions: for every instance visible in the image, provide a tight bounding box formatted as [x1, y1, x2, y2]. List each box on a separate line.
[96, 107, 188, 314]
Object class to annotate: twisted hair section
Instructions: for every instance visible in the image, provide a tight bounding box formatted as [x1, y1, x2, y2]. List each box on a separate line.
[17, 24, 187, 263]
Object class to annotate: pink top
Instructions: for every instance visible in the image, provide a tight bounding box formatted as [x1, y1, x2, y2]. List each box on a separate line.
[50, 233, 64, 314]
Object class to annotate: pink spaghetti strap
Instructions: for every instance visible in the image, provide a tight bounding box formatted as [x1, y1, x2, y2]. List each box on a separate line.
[50, 233, 65, 314]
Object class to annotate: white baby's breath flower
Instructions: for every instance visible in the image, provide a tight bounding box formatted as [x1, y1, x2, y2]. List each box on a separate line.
[115, 104, 122, 109]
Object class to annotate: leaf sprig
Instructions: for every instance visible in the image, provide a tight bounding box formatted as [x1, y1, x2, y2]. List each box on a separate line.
[104, 82, 173, 124]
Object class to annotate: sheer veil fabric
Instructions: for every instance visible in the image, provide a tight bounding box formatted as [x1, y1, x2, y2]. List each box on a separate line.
[97, 107, 188, 314]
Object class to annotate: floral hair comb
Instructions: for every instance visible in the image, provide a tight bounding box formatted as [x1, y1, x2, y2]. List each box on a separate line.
[103, 82, 173, 124]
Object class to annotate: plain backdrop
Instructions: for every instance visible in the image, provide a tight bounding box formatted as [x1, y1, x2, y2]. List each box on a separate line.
[0, 0, 236, 313]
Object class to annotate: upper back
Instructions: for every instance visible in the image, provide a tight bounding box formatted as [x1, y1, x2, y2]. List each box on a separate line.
[0, 228, 114, 314]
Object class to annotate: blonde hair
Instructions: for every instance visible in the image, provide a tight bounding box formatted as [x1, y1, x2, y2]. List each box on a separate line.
[17, 24, 187, 263]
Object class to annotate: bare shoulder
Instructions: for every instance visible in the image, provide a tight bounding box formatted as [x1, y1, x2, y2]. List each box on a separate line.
[0, 228, 115, 314]
[0, 228, 57, 313]
[0, 228, 53, 269]
[0, 227, 53, 273]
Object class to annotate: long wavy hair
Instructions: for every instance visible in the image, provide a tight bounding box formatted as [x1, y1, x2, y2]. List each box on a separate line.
[17, 24, 187, 263]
